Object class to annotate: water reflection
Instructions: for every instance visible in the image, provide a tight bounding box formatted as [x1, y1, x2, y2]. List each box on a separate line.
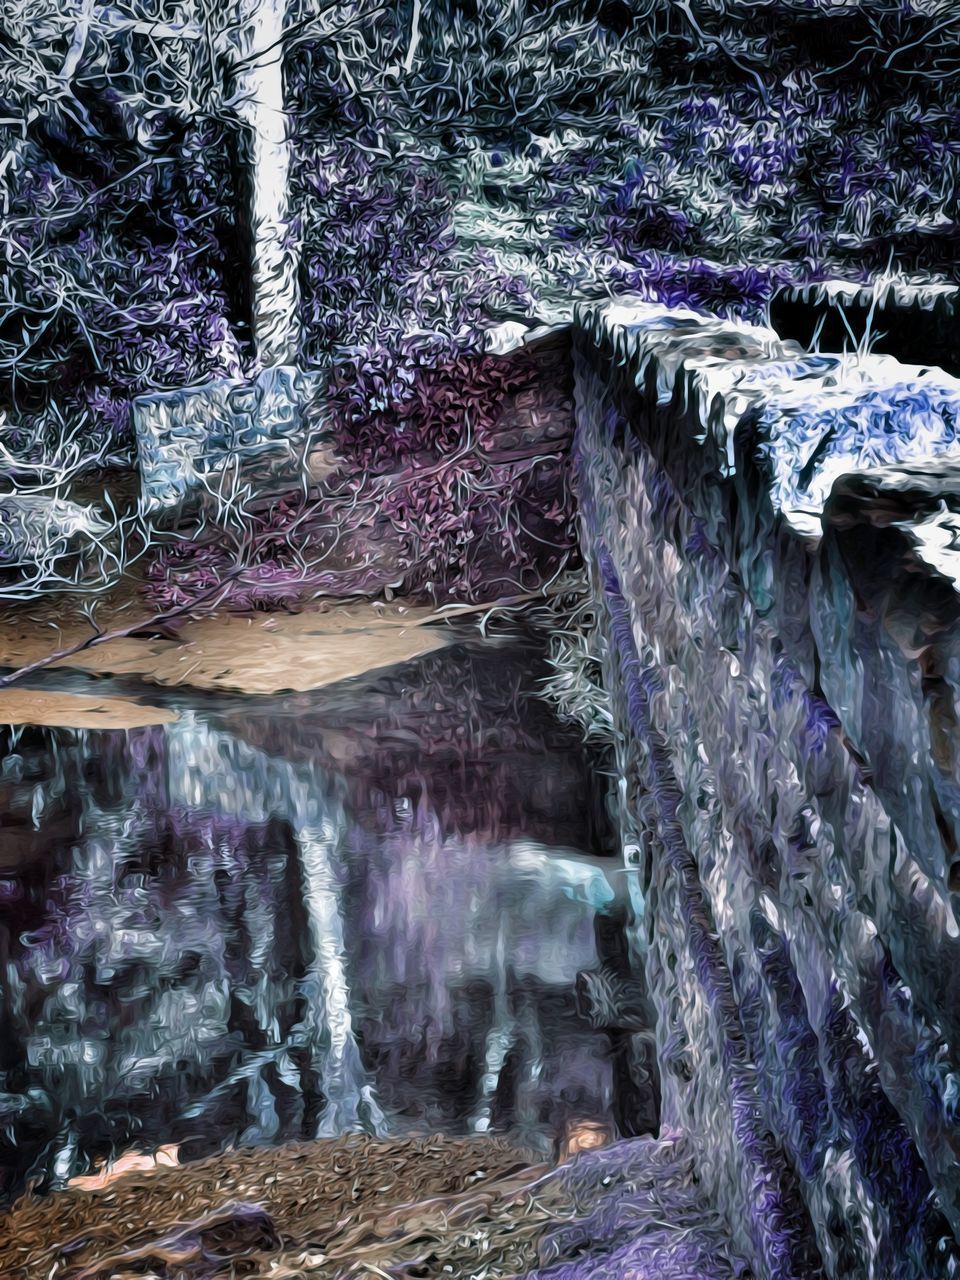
[0, 633, 654, 1200]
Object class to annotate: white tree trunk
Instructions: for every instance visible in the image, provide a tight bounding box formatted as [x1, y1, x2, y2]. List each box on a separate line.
[233, 0, 300, 366]
[297, 819, 386, 1136]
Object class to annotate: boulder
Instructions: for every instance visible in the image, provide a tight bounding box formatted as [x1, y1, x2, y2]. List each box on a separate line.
[0, 494, 110, 591]
[132, 365, 329, 520]
[573, 297, 960, 1276]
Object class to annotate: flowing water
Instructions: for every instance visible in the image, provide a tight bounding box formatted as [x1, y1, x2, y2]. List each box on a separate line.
[0, 627, 652, 1202]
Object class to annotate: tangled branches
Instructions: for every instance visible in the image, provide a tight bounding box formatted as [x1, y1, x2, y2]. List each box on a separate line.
[144, 343, 579, 612]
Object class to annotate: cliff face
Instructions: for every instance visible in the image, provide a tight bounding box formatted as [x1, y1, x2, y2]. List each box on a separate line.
[573, 299, 960, 1278]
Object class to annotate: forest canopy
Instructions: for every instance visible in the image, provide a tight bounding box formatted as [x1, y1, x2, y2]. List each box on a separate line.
[0, 0, 957, 605]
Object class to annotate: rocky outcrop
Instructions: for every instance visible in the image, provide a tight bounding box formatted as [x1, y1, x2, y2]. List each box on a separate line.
[573, 298, 960, 1279]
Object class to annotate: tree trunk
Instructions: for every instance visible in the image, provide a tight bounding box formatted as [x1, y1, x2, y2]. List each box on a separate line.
[232, 0, 300, 366]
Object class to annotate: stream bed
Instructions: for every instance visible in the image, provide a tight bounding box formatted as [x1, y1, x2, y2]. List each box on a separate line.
[0, 627, 654, 1202]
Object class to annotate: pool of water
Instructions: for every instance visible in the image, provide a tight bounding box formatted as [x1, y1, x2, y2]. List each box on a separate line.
[0, 627, 656, 1199]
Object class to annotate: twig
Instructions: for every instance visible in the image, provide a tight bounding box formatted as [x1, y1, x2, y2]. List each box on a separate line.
[403, 0, 423, 72]
[0, 563, 250, 689]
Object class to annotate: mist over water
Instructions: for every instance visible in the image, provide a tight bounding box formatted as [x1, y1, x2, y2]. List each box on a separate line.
[0, 631, 641, 1201]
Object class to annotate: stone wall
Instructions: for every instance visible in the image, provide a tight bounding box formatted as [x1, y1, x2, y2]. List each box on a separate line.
[573, 299, 960, 1279]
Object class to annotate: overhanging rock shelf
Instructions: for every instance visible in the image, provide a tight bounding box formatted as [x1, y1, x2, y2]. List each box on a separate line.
[572, 298, 960, 1280]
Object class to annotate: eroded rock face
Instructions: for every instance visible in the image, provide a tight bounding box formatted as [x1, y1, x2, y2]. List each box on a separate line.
[573, 297, 960, 1280]
[132, 365, 327, 518]
[478, 329, 575, 461]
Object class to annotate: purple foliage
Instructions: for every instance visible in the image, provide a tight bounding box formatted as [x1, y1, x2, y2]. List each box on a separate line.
[3, 0, 959, 478]
[146, 444, 575, 612]
[295, 142, 459, 356]
[525, 1139, 751, 1280]
[325, 336, 535, 472]
[147, 329, 577, 611]
[606, 254, 791, 324]
[526, 1228, 743, 1280]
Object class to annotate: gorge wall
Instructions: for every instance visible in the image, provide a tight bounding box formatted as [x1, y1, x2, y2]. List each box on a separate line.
[573, 299, 960, 1279]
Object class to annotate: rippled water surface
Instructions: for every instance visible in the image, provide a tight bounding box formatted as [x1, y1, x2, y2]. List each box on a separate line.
[0, 629, 649, 1199]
